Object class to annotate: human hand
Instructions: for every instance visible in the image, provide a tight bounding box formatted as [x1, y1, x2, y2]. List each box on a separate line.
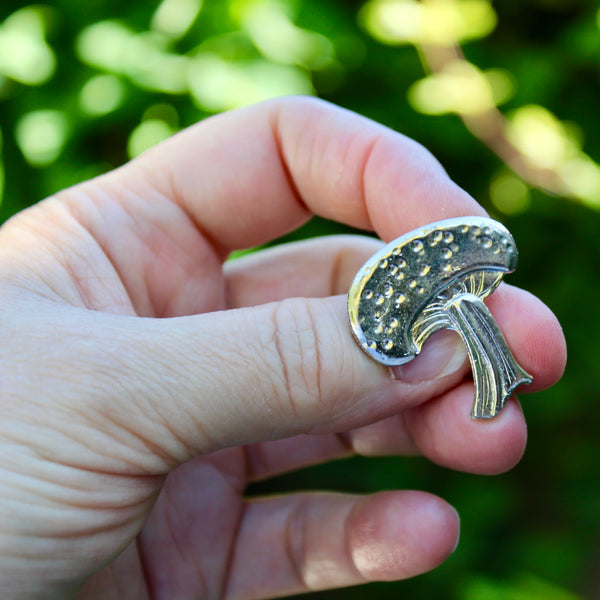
[0, 97, 566, 600]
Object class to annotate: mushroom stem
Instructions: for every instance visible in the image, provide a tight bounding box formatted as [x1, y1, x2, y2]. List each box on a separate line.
[444, 292, 532, 419]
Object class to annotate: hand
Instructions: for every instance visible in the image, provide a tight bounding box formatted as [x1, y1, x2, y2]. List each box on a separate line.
[0, 97, 565, 600]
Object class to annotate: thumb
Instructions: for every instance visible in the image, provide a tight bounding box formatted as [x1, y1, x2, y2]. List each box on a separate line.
[94, 295, 466, 465]
[23, 296, 467, 472]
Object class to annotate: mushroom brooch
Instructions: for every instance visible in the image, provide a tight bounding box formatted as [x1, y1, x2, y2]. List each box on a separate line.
[347, 216, 532, 419]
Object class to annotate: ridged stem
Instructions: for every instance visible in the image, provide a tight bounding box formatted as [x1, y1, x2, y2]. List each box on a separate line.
[445, 293, 532, 419]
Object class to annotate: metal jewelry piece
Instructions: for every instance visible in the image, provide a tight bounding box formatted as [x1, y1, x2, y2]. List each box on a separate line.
[347, 216, 532, 419]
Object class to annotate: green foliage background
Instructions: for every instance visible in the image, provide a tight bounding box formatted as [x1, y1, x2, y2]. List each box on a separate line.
[0, 1, 597, 598]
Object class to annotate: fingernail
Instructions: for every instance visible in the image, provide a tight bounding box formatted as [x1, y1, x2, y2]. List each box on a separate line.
[451, 506, 461, 553]
[391, 331, 467, 383]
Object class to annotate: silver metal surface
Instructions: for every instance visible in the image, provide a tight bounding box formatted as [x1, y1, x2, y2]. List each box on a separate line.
[348, 216, 532, 419]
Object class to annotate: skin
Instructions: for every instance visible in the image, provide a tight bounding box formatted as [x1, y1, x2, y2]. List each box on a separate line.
[0, 97, 566, 600]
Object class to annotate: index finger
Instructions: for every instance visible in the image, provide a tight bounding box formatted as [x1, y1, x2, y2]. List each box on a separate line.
[129, 96, 486, 250]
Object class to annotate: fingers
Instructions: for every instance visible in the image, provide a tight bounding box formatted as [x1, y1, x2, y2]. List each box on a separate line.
[403, 383, 527, 474]
[399, 284, 565, 474]
[338, 283, 562, 474]
[52, 97, 484, 316]
[24, 295, 466, 474]
[243, 434, 354, 482]
[14, 250, 562, 478]
[80, 96, 484, 254]
[30, 279, 560, 475]
[243, 395, 523, 482]
[224, 491, 459, 599]
[485, 284, 566, 392]
[238, 281, 564, 479]
[224, 235, 384, 307]
[224, 241, 566, 393]
[242, 391, 524, 481]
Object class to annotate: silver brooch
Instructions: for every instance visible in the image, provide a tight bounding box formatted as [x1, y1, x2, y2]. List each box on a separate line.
[348, 216, 532, 419]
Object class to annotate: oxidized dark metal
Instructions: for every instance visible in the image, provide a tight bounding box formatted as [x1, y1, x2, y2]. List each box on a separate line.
[348, 216, 532, 419]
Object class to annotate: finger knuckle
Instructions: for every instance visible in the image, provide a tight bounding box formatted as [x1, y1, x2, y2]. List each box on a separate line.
[284, 497, 311, 591]
[269, 298, 328, 422]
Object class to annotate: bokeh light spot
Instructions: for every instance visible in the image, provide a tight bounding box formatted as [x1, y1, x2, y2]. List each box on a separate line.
[151, 0, 203, 39]
[408, 62, 512, 115]
[142, 103, 179, 128]
[507, 105, 578, 170]
[15, 110, 69, 167]
[236, 0, 335, 69]
[187, 53, 313, 112]
[79, 75, 125, 116]
[77, 22, 189, 94]
[361, 0, 496, 46]
[76, 20, 134, 74]
[127, 119, 175, 159]
[560, 157, 600, 209]
[490, 172, 531, 215]
[0, 7, 56, 85]
[0, 126, 4, 204]
[128, 39, 189, 93]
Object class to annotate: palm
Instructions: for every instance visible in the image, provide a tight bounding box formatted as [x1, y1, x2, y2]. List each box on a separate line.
[78, 448, 248, 599]
[7, 176, 399, 600]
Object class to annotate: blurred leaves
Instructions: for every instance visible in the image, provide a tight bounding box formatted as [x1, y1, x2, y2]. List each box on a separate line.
[362, 0, 600, 212]
[15, 108, 68, 166]
[407, 61, 514, 115]
[0, 6, 55, 86]
[1, 1, 600, 599]
[460, 573, 584, 600]
[0, 0, 368, 213]
[233, 0, 336, 69]
[360, 0, 497, 46]
[151, 0, 204, 39]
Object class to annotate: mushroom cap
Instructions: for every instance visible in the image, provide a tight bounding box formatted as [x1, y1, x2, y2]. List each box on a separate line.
[348, 216, 518, 366]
